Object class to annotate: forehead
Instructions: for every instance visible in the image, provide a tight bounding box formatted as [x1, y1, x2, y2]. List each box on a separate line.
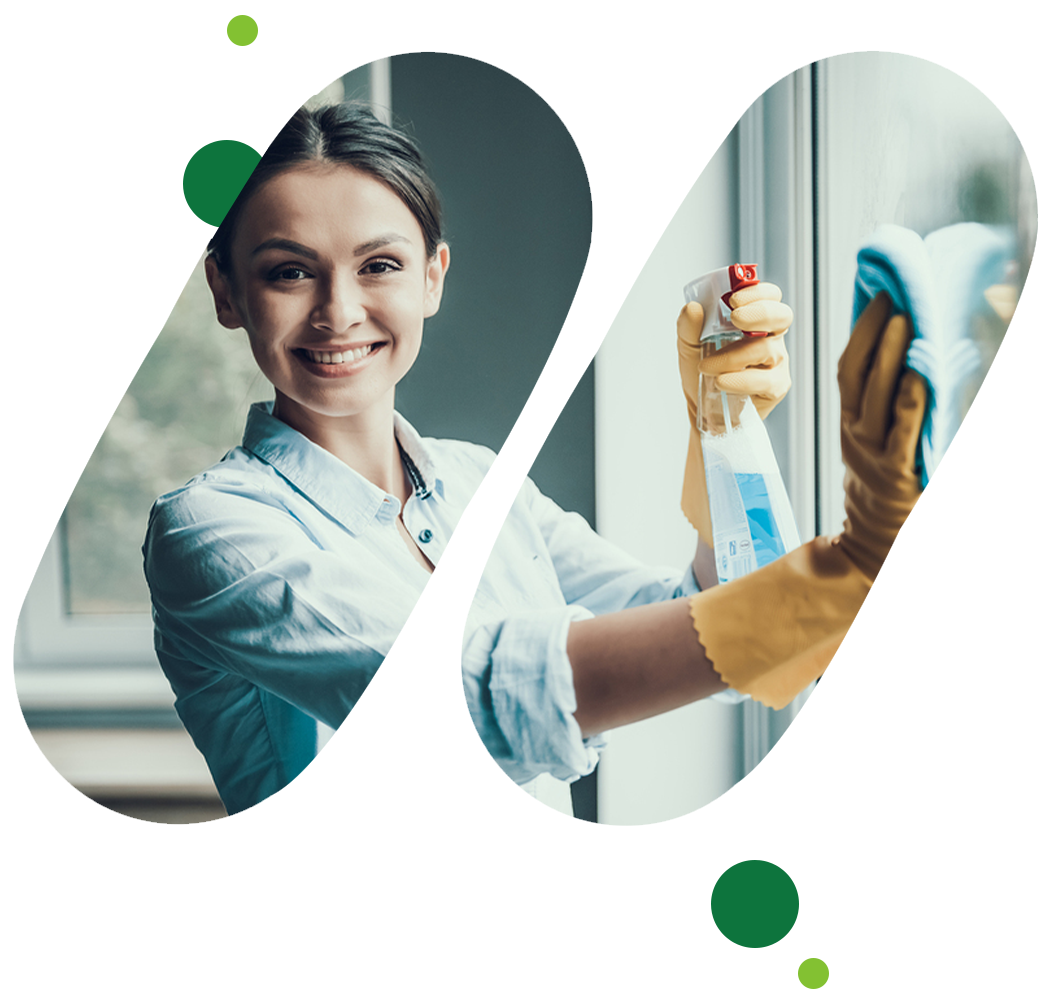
[233, 164, 424, 253]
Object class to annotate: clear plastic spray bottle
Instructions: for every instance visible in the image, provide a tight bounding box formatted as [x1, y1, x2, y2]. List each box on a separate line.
[684, 264, 801, 584]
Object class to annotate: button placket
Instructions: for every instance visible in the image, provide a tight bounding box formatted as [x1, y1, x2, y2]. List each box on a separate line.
[402, 503, 480, 604]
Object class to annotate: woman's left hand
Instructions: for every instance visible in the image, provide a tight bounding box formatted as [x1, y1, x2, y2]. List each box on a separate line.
[704, 282, 792, 416]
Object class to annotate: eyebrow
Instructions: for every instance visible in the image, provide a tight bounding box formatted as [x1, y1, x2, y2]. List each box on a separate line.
[250, 233, 411, 258]
[251, 238, 318, 259]
[351, 233, 411, 255]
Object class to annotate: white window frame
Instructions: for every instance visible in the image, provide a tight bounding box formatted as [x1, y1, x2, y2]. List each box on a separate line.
[735, 65, 821, 771]
[13, 48, 169, 717]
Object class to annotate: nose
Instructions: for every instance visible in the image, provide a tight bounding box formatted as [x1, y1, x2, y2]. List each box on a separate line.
[311, 273, 366, 334]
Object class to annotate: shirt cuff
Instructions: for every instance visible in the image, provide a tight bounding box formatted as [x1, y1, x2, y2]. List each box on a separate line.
[462, 605, 606, 786]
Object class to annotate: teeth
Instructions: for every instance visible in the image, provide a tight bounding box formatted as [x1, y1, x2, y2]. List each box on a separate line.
[304, 345, 374, 364]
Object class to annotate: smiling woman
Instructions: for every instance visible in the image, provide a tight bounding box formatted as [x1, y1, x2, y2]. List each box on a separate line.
[205, 106, 448, 450]
[205, 163, 449, 488]
[141, 102, 737, 816]
[139, 92, 926, 822]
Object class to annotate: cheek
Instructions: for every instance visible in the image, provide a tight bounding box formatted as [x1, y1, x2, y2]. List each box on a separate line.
[243, 292, 305, 346]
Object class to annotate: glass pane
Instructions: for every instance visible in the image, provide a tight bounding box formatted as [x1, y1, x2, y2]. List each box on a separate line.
[41, 54, 344, 616]
[818, 50, 1032, 822]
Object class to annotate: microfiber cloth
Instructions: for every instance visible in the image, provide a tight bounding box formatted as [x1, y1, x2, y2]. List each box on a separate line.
[852, 222, 1013, 486]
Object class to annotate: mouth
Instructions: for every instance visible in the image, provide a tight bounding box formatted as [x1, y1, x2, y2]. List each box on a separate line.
[292, 342, 385, 376]
[295, 344, 377, 363]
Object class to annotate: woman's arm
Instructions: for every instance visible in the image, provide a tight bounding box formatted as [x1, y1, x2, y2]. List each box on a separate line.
[568, 596, 721, 737]
[143, 472, 604, 793]
[569, 292, 925, 732]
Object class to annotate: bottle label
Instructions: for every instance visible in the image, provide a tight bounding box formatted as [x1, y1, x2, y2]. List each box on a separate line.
[703, 442, 759, 584]
[701, 399, 800, 584]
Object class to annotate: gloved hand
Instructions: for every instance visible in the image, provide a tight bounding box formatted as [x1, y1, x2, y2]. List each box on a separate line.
[678, 282, 793, 545]
[687, 291, 926, 709]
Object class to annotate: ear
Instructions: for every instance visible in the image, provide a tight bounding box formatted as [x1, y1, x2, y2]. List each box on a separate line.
[204, 255, 246, 330]
[422, 243, 451, 319]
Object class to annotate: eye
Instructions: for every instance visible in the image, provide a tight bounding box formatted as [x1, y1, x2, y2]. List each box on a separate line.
[360, 257, 403, 276]
[267, 264, 312, 282]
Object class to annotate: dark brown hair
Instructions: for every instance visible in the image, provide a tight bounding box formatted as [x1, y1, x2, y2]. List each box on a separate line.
[207, 102, 444, 272]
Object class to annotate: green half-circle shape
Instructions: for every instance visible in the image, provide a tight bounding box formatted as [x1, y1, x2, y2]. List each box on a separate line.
[183, 140, 261, 227]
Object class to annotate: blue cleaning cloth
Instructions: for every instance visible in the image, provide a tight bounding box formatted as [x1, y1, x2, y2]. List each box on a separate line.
[852, 223, 1013, 486]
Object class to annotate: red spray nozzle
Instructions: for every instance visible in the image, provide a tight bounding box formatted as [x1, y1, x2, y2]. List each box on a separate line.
[720, 263, 760, 306]
[720, 264, 767, 337]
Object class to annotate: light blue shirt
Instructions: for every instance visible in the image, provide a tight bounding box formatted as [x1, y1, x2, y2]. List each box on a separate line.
[144, 402, 707, 814]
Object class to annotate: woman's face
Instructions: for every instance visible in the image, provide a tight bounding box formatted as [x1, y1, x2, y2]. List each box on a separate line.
[206, 163, 449, 432]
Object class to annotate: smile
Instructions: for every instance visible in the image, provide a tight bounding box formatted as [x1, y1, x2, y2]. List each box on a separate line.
[299, 344, 379, 365]
[291, 342, 386, 379]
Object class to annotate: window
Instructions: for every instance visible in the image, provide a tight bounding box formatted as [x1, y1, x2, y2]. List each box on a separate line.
[12, 50, 344, 679]
[814, 50, 1036, 822]
[725, 48, 1036, 826]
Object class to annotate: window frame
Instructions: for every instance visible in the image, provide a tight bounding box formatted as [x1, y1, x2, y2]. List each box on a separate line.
[11, 48, 390, 717]
[12, 50, 167, 721]
[14, 52, 157, 671]
[735, 65, 820, 770]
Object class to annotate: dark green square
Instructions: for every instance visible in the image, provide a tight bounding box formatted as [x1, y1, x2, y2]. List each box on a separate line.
[797, 956, 830, 986]
[709, 856, 797, 948]
[223, 14, 258, 46]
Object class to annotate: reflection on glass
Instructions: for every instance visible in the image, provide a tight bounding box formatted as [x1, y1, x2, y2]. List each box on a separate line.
[43, 56, 344, 616]
[818, 50, 1032, 822]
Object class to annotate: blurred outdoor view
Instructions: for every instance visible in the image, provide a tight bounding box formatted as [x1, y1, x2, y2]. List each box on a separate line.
[41, 56, 344, 616]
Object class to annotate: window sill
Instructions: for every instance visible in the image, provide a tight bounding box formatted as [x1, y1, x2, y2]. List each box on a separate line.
[13, 663, 176, 726]
[12, 726, 217, 797]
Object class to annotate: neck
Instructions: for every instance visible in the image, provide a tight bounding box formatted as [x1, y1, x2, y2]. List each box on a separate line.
[272, 390, 408, 502]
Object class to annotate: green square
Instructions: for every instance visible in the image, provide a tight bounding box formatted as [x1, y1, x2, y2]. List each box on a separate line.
[797, 956, 830, 986]
[709, 856, 797, 948]
[223, 14, 258, 46]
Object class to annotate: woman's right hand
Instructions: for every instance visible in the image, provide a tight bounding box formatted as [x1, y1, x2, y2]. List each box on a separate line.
[834, 291, 926, 582]
[677, 282, 793, 545]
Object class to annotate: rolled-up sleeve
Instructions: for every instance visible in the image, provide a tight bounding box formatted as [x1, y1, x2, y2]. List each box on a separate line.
[526, 479, 747, 705]
[522, 478, 695, 612]
[142, 480, 600, 793]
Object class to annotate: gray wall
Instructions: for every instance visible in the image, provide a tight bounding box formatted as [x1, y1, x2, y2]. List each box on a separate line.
[388, 53, 595, 524]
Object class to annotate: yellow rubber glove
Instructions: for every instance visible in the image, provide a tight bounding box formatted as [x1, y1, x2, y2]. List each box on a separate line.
[687, 291, 926, 708]
[677, 282, 793, 544]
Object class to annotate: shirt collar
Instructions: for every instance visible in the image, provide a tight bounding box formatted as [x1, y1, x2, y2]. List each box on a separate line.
[241, 402, 444, 534]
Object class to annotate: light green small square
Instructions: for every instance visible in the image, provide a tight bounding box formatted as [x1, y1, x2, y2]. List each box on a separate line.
[224, 14, 257, 46]
[797, 956, 830, 986]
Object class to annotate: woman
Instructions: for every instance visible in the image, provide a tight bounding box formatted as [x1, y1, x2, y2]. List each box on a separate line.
[144, 102, 923, 815]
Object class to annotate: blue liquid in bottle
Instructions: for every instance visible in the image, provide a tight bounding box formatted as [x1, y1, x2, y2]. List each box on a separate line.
[735, 472, 788, 568]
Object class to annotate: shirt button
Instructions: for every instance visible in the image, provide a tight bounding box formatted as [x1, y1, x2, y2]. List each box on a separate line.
[418, 529, 433, 544]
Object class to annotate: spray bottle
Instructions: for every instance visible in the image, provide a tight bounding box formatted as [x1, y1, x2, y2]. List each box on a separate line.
[684, 264, 800, 584]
